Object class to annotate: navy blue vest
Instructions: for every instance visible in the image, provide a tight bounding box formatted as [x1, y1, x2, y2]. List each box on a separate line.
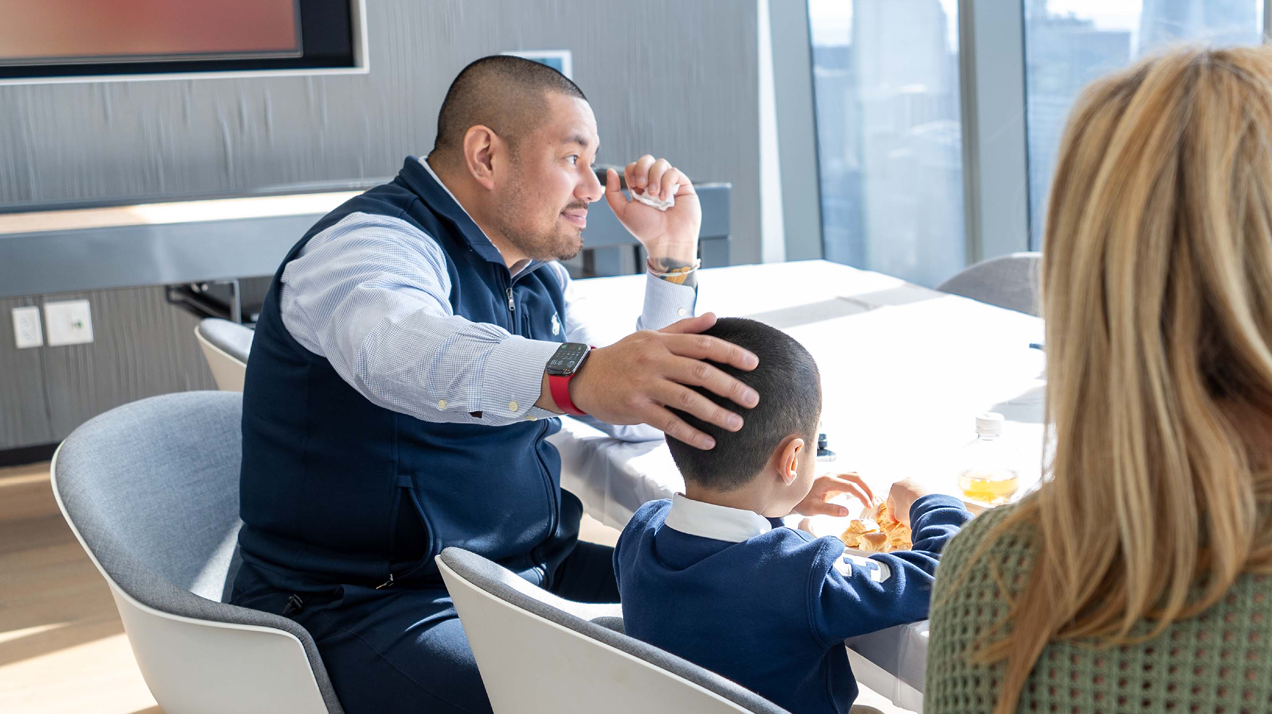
[237, 157, 580, 592]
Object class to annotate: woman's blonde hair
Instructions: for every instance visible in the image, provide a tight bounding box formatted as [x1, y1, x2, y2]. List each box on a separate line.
[980, 45, 1272, 713]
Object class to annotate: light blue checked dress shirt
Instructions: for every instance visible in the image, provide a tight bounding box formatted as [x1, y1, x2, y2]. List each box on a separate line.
[278, 159, 697, 430]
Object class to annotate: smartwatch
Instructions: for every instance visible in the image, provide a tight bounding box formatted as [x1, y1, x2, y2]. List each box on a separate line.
[546, 342, 591, 416]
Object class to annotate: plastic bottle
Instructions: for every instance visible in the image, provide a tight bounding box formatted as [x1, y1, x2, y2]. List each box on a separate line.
[816, 432, 836, 463]
[956, 413, 1019, 505]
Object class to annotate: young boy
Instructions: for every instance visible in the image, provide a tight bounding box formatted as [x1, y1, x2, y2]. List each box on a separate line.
[613, 318, 972, 714]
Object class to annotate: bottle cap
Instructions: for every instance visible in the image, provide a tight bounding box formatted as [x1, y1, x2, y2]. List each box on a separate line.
[976, 413, 1005, 437]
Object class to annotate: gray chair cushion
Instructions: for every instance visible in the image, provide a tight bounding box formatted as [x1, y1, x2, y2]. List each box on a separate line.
[936, 252, 1042, 316]
[438, 547, 791, 714]
[54, 391, 342, 714]
[198, 318, 254, 363]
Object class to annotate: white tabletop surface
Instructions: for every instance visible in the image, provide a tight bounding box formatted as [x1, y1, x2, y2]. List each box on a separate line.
[550, 260, 1047, 710]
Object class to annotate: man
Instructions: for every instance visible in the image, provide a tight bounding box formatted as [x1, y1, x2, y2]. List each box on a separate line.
[230, 56, 761, 713]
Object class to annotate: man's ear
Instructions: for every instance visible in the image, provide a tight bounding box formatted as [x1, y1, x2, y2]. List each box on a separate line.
[776, 435, 806, 486]
[462, 125, 500, 191]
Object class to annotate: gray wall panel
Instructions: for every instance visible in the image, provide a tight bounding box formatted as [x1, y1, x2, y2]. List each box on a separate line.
[0, 0, 760, 261]
[0, 297, 55, 448]
[39, 288, 216, 440]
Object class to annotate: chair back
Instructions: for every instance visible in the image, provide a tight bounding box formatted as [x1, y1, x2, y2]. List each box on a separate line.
[936, 252, 1042, 316]
[51, 391, 342, 714]
[195, 318, 253, 391]
[436, 547, 791, 714]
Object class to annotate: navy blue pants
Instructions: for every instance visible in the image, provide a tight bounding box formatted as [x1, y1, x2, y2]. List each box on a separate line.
[232, 541, 619, 714]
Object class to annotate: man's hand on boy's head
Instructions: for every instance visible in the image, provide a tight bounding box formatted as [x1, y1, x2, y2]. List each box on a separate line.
[790, 472, 876, 518]
[563, 313, 760, 450]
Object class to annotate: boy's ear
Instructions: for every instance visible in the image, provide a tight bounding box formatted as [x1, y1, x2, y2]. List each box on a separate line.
[776, 435, 806, 486]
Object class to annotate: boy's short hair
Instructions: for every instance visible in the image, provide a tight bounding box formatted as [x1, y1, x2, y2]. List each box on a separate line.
[665, 318, 822, 491]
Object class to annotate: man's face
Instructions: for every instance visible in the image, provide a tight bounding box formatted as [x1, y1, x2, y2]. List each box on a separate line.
[492, 93, 603, 262]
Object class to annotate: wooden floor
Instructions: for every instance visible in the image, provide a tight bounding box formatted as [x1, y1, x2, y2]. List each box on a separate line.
[0, 461, 161, 714]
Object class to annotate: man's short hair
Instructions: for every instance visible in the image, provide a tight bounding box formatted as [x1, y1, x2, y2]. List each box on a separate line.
[432, 55, 587, 156]
[665, 318, 822, 491]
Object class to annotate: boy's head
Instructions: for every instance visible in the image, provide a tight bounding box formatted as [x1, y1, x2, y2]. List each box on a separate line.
[665, 318, 823, 515]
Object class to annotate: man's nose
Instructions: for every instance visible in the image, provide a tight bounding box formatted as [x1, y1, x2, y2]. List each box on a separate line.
[578, 167, 603, 203]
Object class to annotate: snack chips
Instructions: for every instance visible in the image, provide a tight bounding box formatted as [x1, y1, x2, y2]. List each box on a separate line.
[839, 502, 912, 553]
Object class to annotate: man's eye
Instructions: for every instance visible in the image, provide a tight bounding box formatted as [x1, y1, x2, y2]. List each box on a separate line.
[567, 155, 579, 165]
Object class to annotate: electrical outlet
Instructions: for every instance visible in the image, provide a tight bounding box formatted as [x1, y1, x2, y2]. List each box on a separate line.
[12, 306, 43, 348]
[44, 300, 94, 346]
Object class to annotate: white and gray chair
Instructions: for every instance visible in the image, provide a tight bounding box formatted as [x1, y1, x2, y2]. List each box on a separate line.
[936, 252, 1042, 316]
[436, 546, 793, 714]
[51, 391, 342, 714]
[195, 318, 254, 392]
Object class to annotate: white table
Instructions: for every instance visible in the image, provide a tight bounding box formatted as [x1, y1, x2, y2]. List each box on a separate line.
[551, 260, 1046, 710]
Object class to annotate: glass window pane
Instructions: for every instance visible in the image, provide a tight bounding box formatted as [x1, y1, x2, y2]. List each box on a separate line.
[1024, 0, 1264, 247]
[809, 0, 966, 288]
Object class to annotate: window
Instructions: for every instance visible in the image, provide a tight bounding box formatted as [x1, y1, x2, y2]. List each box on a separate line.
[809, 0, 966, 288]
[1024, 0, 1264, 246]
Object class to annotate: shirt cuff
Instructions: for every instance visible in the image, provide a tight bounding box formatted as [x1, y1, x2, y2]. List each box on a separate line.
[909, 494, 969, 523]
[483, 336, 561, 421]
[640, 271, 698, 331]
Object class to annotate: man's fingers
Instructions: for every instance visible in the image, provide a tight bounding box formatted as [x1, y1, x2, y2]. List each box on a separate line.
[631, 154, 656, 191]
[664, 332, 760, 372]
[659, 312, 718, 335]
[624, 161, 638, 192]
[669, 169, 697, 196]
[660, 167, 683, 199]
[648, 405, 716, 450]
[605, 167, 624, 198]
[604, 168, 627, 217]
[647, 158, 672, 197]
[668, 356, 759, 409]
[655, 382, 744, 433]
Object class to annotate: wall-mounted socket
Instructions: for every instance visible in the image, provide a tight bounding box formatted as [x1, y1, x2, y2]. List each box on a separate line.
[12, 306, 43, 348]
[44, 299, 94, 347]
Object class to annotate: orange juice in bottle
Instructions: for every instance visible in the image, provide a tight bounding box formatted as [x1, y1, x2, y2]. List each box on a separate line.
[956, 413, 1019, 506]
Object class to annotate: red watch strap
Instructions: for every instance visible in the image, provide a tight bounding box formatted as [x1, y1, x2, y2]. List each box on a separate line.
[549, 374, 586, 416]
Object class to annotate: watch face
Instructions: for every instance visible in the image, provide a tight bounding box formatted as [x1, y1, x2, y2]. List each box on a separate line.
[546, 342, 590, 376]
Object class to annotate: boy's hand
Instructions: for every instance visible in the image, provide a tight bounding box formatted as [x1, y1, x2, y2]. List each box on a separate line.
[791, 472, 876, 518]
[886, 477, 938, 527]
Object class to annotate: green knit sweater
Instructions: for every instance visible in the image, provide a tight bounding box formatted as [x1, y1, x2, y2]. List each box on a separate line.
[925, 502, 1272, 713]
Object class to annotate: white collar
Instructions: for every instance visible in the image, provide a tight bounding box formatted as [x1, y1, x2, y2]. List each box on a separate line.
[418, 157, 530, 277]
[419, 157, 476, 222]
[663, 493, 773, 543]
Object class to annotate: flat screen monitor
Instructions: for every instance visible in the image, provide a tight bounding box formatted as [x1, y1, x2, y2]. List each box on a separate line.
[0, 0, 358, 80]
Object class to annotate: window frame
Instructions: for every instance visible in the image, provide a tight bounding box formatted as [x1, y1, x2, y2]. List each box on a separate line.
[778, 0, 1030, 268]
[780, 0, 1270, 270]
